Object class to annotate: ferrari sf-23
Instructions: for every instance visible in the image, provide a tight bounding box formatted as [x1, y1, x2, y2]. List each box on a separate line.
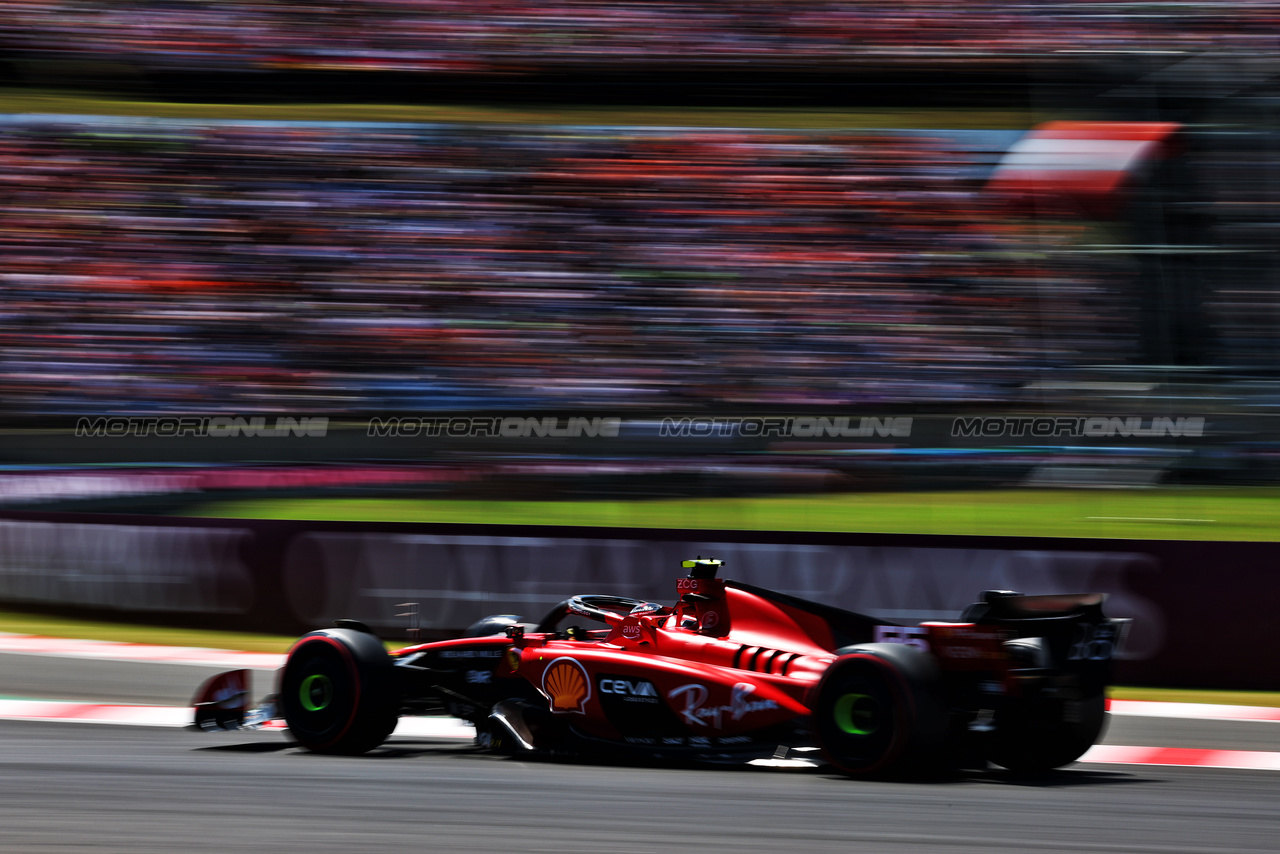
[193, 557, 1127, 776]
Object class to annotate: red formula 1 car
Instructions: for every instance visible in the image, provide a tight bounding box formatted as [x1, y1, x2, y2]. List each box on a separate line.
[194, 558, 1126, 777]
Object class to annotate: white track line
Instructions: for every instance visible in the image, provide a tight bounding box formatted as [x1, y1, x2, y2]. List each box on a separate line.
[0, 699, 192, 727]
[0, 700, 476, 736]
[0, 634, 283, 669]
[1108, 699, 1280, 723]
[1081, 745, 1280, 771]
[8, 701, 1269, 729]
[1, 700, 1277, 772]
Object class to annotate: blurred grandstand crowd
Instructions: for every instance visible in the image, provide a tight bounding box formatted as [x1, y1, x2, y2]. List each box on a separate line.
[3, 0, 1278, 73]
[0, 118, 1147, 414]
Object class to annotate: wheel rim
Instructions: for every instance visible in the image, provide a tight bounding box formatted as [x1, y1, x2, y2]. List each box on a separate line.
[282, 640, 355, 745]
[300, 673, 333, 712]
[833, 692, 879, 736]
[816, 659, 902, 773]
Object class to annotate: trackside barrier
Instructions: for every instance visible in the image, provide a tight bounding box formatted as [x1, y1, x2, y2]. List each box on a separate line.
[0, 511, 1273, 690]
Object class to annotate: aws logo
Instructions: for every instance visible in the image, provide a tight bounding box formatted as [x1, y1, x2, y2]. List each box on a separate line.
[542, 658, 591, 714]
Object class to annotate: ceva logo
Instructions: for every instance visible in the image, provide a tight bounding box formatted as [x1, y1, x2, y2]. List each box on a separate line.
[599, 678, 658, 700]
[543, 658, 591, 713]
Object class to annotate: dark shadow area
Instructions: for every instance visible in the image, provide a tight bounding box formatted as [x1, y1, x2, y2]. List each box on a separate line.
[973, 768, 1153, 789]
[194, 741, 296, 754]
[266, 738, 1154, 787]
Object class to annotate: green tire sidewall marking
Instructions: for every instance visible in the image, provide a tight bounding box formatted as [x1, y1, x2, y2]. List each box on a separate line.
[300, 673, 333, 713]
[833, 692, 878, 736]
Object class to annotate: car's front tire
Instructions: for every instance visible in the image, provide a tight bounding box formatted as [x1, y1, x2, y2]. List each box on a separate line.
[280, 628, 398, 754]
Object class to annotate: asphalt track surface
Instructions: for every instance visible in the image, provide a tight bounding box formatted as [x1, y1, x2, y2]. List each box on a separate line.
[2, 652, 1278, 854]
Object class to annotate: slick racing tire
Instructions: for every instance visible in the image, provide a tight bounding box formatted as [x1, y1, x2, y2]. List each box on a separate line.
[280, 628, 398, 755]
[987, 692, 1107, 772]
[812, 643, 949, 778]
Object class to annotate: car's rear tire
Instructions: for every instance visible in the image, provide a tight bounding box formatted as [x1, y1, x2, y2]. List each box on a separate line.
[986, 692, 1107, 772]
[812, 643, 949, 778]
[280, 628, 398, 754]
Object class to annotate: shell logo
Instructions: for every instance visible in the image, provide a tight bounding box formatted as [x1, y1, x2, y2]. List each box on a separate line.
[542, 657, 591, 713]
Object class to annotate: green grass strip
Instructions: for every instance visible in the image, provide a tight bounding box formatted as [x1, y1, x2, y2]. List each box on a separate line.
[0, 609, 296, 654]
[188, 488, 1280, 541]
[0, 87, 1047, 128]
[1109, 687, 1280, 708]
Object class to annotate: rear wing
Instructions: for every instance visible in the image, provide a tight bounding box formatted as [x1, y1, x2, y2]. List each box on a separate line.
[960, 590, 1106, 623]
[958, 590, 1131, 689]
